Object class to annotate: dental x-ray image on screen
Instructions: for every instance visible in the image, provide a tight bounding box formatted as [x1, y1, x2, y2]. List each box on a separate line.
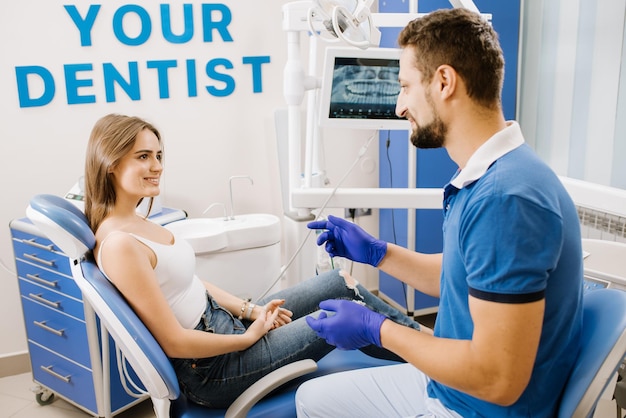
[319, 47, 410, 130]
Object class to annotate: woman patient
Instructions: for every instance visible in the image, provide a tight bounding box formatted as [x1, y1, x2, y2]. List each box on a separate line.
[84, 113, 421, 408]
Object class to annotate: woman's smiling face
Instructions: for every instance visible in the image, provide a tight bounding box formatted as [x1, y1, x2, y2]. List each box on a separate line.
[110, 128, 163, 200]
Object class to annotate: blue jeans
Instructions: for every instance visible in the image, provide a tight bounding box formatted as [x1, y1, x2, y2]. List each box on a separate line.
[170, 269, 420, 408]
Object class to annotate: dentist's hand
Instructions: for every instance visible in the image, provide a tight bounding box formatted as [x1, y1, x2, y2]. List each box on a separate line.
[306, 299, 387, 350]
[307, 215, 387, 267]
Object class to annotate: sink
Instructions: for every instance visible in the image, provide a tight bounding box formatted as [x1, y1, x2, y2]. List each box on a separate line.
[213, 214, 281, 251]
[165, 214, 281, 254]
[164, 218, 227, 253]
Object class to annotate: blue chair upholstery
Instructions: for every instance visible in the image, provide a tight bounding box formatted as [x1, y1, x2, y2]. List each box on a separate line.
[558, 288, 626, 418]
[26, 194, 398, 418]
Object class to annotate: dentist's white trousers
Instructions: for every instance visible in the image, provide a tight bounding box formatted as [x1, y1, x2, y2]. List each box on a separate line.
[295, 362, 462, 418]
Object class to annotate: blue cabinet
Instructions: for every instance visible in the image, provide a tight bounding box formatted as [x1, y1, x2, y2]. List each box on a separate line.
[10, 218, 145, 416]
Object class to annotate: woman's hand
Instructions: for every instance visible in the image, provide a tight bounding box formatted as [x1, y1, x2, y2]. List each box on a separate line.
[248, 299, 293, 331]
[245, 307, 280, 343]
[262, 299, 293, 329]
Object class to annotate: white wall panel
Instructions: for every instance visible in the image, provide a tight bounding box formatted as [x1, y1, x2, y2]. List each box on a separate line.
[549, 0, 579, 175]
[583, 0, 625, 184]
[520, 0, 626, 190]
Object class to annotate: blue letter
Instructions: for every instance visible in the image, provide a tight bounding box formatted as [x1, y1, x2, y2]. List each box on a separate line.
[147, 60, 177, 99]
[242, 56, 270, 93]
[113, 5, 151, 46]
[103, 62, 141, 102]
[161, 4, 193, 44]
[205, 58, 234, 97]
[201, 4, 233, 42]
[186, 59, 197, 97]
[64, 4, 101, 47]
[15, 66, 55, 108]
[64, 63, 96, 104]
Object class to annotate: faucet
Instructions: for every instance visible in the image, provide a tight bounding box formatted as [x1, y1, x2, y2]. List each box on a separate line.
[229, 175, 254, 220]
[202, 202, 228, 221]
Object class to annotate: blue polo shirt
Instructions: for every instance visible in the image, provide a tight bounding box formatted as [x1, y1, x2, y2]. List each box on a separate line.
[428, 122, 583, 417]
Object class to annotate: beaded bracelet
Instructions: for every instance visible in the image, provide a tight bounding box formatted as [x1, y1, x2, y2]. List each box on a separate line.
[238, 299, 254, 320]
[237, 300, 248, 320]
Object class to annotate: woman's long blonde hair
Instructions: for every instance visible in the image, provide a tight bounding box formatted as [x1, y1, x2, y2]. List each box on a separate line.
[84, 114, 161, 233]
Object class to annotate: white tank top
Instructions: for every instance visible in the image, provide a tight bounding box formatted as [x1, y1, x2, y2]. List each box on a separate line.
[97, 232, 206, 329]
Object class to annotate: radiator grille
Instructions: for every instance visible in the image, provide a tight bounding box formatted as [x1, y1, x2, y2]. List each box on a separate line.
[577, 206, 626, 243]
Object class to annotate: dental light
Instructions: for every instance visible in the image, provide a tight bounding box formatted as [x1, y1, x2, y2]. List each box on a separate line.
[307, 0, 381, 49]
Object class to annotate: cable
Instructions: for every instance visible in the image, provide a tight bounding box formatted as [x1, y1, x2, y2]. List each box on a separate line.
[385, 130, 397, 245]
[256, 131, 378, 300]
[385, 130, 409, 311]
[116, 347, 148, 398]
[347, 209, 356, 276]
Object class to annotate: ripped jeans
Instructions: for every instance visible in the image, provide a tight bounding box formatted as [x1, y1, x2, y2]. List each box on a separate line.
[170, 268, 420, 408]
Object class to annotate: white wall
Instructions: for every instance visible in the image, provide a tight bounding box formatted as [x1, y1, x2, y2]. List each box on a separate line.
[519, 0, 626, 190]
[0, 1, 380, 362]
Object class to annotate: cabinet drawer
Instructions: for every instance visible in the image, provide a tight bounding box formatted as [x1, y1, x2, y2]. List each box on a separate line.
[13, 238, 72, 277]
[16, 259, 81, 299]
[11, 228, 58, 249]
[29, 341, 97, 414]
[22, 297, 91, 367]
[19, 279, 84, 320]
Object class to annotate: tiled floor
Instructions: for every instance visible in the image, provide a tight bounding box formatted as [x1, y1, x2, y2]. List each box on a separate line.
[0, 372, 155, 418]
[0, 370, 621, 418]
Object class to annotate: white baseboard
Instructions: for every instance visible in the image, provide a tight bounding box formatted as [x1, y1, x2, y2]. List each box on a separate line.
[0, 351, 30, 378]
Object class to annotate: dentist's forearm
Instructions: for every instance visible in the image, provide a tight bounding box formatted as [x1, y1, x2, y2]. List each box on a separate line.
[377, 244, 442, 297]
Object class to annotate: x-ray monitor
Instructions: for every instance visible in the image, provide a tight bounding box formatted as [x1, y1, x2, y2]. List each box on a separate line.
[319, 47, 409, 130]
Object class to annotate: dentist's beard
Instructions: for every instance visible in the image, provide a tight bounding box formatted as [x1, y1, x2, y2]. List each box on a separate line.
[410, 115, 446, 149]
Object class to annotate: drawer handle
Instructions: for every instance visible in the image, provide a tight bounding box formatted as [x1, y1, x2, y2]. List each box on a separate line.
[23, 253, 56, 267]
[29, 293, 61, 309]
[33, 320, 65, 337]
[41, 365, 71, 383]
[26, 274, 58, 288]
[24, 238, 54, 251]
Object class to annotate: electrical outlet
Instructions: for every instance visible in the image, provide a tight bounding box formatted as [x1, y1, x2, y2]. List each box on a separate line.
[345, 208, 372, 218]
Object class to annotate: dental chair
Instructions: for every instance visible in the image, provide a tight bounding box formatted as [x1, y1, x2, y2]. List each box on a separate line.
[25, 194, 399, 418]
[558, 288, 626, 418]
[25, 193, 626, 418]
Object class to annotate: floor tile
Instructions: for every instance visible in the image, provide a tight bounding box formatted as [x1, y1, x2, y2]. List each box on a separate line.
[0, 373, 36, 403]
[0, 372, 155, 418]
[0, 392, 31, 417]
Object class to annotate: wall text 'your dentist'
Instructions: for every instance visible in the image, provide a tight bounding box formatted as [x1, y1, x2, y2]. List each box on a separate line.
[15, 4, 272, 108]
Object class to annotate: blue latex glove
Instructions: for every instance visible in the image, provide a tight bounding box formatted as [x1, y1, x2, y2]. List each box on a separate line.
[307, 214, 387, 267]
[306, 299, 387, 350]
